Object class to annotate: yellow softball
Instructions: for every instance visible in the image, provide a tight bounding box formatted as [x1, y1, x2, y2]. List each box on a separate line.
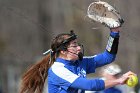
[126, 75, 138, 87]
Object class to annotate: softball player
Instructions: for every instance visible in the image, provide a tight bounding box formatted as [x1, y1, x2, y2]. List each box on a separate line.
[20, 28, 135, 93]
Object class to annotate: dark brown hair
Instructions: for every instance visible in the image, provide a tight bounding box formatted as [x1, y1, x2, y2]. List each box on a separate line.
[20, 33, 72, 93]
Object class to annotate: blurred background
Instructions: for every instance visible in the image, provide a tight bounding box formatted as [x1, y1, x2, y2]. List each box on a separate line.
[0, 0, 140, 93]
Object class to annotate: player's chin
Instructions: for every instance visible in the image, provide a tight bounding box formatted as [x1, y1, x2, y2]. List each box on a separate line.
[74, 56, 79, 60]
[72, 56, 79, 61]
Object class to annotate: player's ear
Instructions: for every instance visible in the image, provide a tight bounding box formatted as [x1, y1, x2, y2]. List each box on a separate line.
[60, 50, 67, 55]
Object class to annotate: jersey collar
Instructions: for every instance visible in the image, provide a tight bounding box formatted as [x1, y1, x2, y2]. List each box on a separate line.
[55, 58, 77, 65]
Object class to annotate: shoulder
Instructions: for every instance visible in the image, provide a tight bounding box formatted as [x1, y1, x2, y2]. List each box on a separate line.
[49, 62, 79, 83]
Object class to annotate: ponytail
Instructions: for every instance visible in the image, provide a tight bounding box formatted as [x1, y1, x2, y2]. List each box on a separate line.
[20, 54, 55, 93]
[20, 32, 74, 93]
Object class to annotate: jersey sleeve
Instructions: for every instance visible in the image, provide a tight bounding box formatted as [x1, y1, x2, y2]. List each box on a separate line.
[82, 32, 119, 74]
[94, 31, 119, 68]
[70, 77, 105, 91]
[82, 51, 116, 74]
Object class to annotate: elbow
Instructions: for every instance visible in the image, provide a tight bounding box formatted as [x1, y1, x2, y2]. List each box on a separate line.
[105, 52, 116, 63]
[109, 55, 116, 62]
[89, 79, 105, 91]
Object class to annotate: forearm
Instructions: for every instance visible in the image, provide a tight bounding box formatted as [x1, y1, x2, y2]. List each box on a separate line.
[104, 79, 120, 89]
[106, 30, 120, 54]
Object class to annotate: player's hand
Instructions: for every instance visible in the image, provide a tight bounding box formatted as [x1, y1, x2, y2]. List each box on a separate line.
[118, 71, 136, 84]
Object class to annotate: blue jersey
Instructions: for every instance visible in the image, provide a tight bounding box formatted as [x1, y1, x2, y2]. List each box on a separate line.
[95, 87, 122, 93]
[48, 32, 119, 93]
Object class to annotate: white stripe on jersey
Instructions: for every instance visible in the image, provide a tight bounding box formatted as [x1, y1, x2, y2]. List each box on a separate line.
[83, 55, 97, 58]
[51, 62, 79, 83]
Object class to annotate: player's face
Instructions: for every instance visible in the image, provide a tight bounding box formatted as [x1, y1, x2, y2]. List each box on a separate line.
[66, 39, 82, 60]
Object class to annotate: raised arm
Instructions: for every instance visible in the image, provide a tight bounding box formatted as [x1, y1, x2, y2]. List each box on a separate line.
[94, 28, 120, 68]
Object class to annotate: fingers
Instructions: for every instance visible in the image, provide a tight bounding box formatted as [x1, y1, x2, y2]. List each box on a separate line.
[118, 74, 129, 84]
[123, 71, 136, 77]
[118, 71, 137, 85]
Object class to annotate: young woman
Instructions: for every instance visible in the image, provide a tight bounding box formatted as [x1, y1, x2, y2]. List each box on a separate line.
[20, 28, 134, 93]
